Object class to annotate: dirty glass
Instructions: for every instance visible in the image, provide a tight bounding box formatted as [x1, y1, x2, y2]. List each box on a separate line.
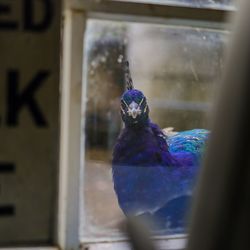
[81, 19, 227, 240]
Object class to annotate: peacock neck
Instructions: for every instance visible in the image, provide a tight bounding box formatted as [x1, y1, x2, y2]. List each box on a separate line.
[124, 118, 150, 130]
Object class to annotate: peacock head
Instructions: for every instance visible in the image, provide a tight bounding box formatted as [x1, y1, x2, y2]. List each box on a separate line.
[120, 61, 149, 127]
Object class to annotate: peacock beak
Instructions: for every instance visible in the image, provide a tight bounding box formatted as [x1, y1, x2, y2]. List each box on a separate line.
[127, 101, 141, 119]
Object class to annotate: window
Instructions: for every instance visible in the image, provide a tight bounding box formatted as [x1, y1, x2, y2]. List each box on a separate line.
[59, 1, 233, 249]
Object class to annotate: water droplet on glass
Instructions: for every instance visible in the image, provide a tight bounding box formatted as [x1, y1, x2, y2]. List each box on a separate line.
[117, 54, 124, 63]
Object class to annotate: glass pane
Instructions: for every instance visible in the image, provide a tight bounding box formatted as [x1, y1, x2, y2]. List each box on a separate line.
[81, 19, 227, 240]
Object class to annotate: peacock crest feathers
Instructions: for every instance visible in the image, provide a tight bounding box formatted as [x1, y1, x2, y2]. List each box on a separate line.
[123, 60, 134, 90]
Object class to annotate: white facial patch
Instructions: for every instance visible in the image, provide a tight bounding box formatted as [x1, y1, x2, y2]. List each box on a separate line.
[127, 101, 142, 119]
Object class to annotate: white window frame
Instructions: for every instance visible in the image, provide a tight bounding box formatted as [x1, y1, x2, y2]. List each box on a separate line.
[58, 1, 232, 249]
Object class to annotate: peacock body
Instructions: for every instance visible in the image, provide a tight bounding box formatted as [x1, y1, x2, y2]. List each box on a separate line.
[112, 62, 209, 232]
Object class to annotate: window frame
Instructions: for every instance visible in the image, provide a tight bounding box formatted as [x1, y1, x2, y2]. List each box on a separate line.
[58, 1, 233, 249]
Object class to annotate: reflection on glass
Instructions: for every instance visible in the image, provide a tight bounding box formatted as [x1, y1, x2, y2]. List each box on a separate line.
[81, 19, 227, 240]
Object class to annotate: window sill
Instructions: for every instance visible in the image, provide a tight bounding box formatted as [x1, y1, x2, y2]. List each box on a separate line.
[81, 234, 187, 250]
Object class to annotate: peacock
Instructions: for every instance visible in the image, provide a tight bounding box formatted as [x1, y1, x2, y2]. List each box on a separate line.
[112, 61, 209, 233]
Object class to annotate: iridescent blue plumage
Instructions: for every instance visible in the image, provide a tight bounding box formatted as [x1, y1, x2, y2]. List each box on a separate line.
[112, 62, 209, 232]
[168, 129, 208, 155]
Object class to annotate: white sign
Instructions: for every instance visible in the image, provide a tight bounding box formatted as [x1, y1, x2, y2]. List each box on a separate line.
[0, 0, 60, 245]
